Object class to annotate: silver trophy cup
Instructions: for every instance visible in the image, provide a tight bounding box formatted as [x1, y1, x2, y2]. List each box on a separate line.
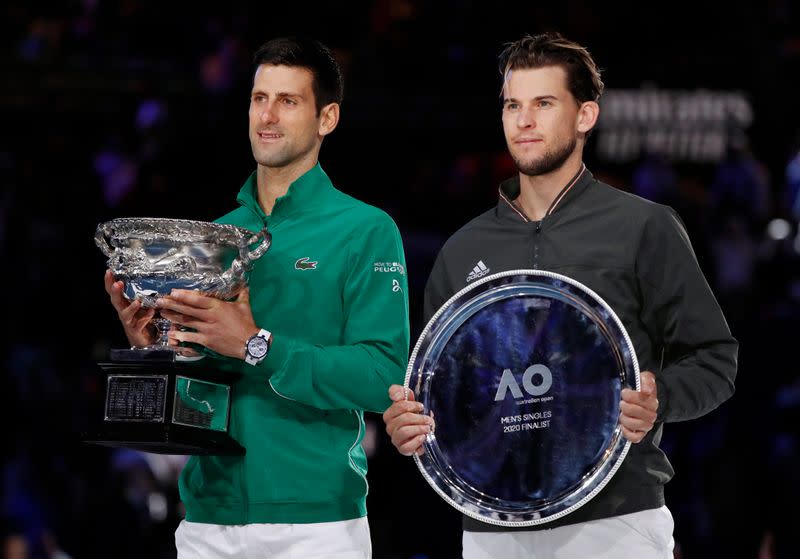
[87, 217, 271, 455]
[95, 217, 271, 357]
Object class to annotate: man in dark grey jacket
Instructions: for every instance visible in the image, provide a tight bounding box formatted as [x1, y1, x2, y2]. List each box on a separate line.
[383, 32, 737, 558]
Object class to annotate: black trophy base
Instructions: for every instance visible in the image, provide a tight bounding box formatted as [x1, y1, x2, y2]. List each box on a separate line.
[83, 422, 245, 455]
[83, 349, 245, 456]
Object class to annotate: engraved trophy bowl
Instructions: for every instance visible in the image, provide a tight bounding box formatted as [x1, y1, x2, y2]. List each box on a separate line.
[95, 217, 271, 359]
[406, 269, 639, 526]
[86, 217, 271, 455]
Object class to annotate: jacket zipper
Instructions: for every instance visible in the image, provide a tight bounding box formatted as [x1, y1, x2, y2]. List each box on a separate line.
[533, 220, 542, 269]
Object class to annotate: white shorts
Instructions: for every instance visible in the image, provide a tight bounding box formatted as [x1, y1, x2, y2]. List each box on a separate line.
[462, 506, 675, 559]
[175, 516, 371, 559]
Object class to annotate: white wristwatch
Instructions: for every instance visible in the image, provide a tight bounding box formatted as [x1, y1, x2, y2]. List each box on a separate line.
[244, 328, 272, 366]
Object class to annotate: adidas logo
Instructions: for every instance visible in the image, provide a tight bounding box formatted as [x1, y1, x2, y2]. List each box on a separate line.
[466, 260, 490, 282]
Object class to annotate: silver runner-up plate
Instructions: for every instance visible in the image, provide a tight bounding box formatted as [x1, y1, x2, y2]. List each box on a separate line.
[405, 270, 639, 527]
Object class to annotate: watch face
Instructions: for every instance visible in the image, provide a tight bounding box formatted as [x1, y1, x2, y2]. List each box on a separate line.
[248, 335, 269, 358]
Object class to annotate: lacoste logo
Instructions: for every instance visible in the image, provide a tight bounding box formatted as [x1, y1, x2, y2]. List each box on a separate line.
[295, 257, 318, 270]
[466, 260, 490, 282]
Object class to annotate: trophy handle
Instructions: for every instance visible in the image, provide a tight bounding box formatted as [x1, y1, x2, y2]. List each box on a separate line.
[238, 227, 272, 268]
[219, 227, 271, 296]
[94, 223, 114, 257]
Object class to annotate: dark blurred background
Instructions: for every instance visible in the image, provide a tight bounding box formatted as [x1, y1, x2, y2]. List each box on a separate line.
[2, 1, 800, 558]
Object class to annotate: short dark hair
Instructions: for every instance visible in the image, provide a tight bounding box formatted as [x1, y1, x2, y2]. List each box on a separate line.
[252, 36, 344, 114]
[498, 32, 604, 104]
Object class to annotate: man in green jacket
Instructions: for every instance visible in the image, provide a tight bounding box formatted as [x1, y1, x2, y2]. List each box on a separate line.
[104, 36, 410, 557]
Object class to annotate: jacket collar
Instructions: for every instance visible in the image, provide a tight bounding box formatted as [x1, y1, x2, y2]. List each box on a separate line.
[236, 163, 334, 224]
[497, 164, 593, 222]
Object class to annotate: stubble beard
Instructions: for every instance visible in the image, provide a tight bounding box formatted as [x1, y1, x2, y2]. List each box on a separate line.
[251, 130, 319, 170]
[512, 135, 577, 177]
[251, 133, 292, 168]
[253, 147, 293, 169]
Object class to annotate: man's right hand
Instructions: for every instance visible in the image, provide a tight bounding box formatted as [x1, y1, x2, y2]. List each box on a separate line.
[104, 269, 156, 347]
[383, 385, 434, 456]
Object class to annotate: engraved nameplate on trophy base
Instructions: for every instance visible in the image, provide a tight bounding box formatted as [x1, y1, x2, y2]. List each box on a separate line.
[84, 351, 244, 455]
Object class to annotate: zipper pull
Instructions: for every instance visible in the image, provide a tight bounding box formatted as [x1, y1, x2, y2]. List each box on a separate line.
[535, 221, 542, 233]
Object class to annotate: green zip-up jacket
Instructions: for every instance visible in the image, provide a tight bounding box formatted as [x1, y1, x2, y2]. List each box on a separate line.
[178, 163, 410, 525]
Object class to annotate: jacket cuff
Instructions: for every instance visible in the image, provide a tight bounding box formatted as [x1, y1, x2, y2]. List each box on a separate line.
[655, 374, 670, 421]
[260, 333, 291, 378]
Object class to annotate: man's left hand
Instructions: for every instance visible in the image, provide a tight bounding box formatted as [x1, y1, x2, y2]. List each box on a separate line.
[619, 370, 659, 443]
[156, 288, 258, 360]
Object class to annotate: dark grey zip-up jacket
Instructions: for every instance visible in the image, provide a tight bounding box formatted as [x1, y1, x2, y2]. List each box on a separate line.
[423, 164, 738, 532]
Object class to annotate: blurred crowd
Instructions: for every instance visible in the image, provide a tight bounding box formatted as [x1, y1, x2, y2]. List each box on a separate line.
[2, 1, 800, 558]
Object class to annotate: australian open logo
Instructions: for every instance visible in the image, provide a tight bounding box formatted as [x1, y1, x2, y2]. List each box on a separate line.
[494, 364, 553, 401]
